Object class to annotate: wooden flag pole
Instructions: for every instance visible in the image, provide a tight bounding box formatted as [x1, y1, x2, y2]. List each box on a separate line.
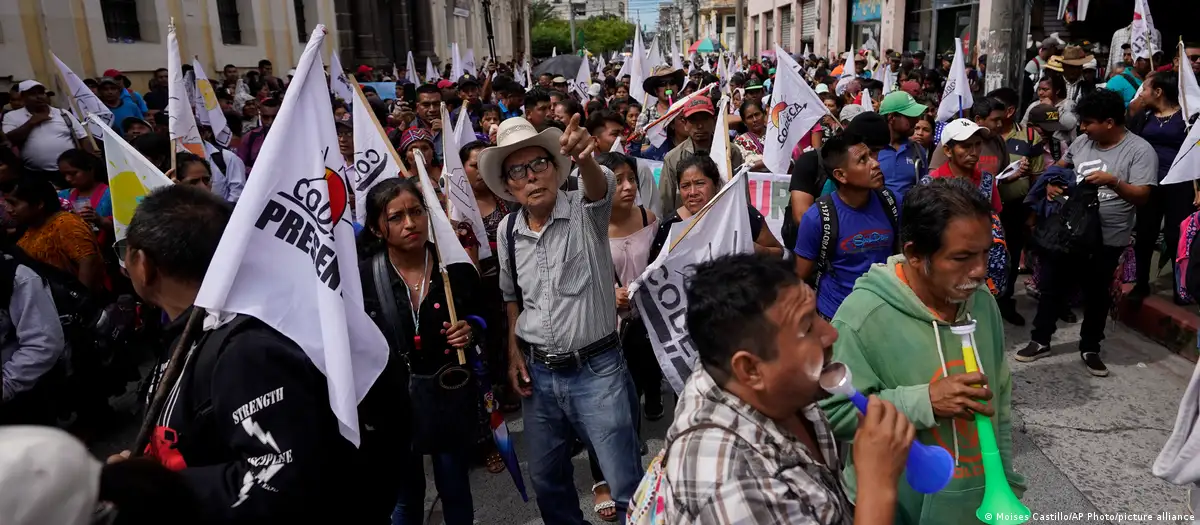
[131, 307, 205, 456]
[413, 146, 466, 366]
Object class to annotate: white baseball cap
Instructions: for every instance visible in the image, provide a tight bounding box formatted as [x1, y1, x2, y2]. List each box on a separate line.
[17, 80, 46, 93]
[815, 83, 830, 94]
[588, 83, 602, 97]
[939, 118, 991, 148]
[0, 426, 101, 525]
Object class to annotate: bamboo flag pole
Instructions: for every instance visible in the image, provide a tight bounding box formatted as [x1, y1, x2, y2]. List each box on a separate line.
[349, 76, 410, 178]
[414, 143, 466, 366]
[54, 72, 101, 153]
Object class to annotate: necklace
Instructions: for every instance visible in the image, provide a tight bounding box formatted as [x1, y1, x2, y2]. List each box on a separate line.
[1155, 108, 1179, 125]
[390, 251, 429, 349]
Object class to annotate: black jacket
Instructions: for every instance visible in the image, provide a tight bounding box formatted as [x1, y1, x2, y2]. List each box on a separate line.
[146, 310, 401, 524]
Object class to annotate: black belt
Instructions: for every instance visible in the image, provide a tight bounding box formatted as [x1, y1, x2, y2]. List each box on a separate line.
[526, 332, 619, 371]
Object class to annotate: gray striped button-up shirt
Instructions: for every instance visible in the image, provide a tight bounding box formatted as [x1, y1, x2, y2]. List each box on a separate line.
[498, 168, 618, 355]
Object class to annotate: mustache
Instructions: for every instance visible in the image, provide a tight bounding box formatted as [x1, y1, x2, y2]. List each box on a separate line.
[955, 281, 983, 291]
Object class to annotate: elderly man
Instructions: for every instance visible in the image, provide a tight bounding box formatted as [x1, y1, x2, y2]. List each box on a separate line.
[484, 116, 642, 523]
[820, 178, 1026, 524]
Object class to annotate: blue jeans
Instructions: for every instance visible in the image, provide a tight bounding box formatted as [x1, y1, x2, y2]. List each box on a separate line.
[391, 450, 473, 525]
[525, 346, 643, 525]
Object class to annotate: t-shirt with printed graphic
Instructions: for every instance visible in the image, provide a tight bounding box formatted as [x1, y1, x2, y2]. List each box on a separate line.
[1064, 132, 1157, 247]
[795, 191, 896, 319]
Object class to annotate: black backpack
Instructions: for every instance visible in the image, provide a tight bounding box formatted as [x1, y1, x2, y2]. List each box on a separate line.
[811, 188, 901, 290]
[0, 249, 100, 346]
[1031, 182, 1102, 256]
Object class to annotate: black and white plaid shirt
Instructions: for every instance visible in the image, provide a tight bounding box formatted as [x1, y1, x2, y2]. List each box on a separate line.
[664, 367, 852, 525]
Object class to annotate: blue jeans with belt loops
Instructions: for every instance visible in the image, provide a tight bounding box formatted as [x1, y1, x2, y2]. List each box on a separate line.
[524, 346, 643, 525]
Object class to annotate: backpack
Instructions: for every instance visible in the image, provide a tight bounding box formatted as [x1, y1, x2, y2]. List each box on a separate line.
[1176, 211, 1200, 302]
[811, 188, 901, 290]
[627, 423, 751, 525]
[0, 248, 100, 348]
[1030, 182, 1102, 258]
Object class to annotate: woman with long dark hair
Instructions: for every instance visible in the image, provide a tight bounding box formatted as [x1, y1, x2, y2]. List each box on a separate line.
[358, 177, 481, 525]
[734, 100, 768, 170]
[5, 175, 105, 292]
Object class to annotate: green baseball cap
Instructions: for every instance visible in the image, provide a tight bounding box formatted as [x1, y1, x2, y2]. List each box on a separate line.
[879, 91, 928, 118]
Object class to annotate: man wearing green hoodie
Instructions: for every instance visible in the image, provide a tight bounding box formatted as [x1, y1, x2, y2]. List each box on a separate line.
[819, 178, 1026, 524]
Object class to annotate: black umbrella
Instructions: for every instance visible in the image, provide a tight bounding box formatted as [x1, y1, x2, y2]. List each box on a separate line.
[532, 55, 583, 79]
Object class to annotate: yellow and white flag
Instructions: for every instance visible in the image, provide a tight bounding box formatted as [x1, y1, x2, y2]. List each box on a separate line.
[88, 114, 174, 244]
[167, 21, 205, 158]
[195, 25, 389, 447]
[192, 59, 233, 146]
[52, 53, 113, 139]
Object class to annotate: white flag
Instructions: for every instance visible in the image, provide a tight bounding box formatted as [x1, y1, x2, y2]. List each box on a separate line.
[1131, 0, 1157, 60]
[51, 53, 113, 139]
[616, 58, 631, 82]
[168, 21, 205, 158]
[570, 55, 591, 101]
[763, 47, 828, 174]
[671, 39, 684, 70]
[89, 114, 173, 244]
[413, 149, 474, 268]
[525, 61, 534, 91]
[1160, 42, 1200, 185]
[598, 54, 607, 74]
[610, 135, 624, 153]
[350, 83, 403, 225]
[710, 98, 733, 182]
[804, 44, 811, 57]
[463, 48, 477, 76]
[186, 71, 208, 127]
[406, 51, 421, 85]
[441, 104, 492, 259]
[936, 38, 974, 122]
[841, 44, 857, 78]
[192, 59, 233, 147]
[195, 26, 388, 447]
[328, 52, 355, 105]
[630, 168, 754, 392]
[451, 43, 464, 82]
[426, 57, 441, 81]
[861, 89, 874, 110]
[630, 30, 649, 104]
[552, 46, 557, 57]
[1179, 41, 1200, 123]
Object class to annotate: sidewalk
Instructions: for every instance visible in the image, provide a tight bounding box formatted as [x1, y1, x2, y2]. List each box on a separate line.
[1115, 281, 1200, 363]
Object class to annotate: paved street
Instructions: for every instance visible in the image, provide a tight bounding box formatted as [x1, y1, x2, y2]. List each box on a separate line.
[92, 291, 1198, 524]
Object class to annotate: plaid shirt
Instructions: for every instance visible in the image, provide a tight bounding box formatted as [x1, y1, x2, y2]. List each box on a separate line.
[664, 367, 852, 525]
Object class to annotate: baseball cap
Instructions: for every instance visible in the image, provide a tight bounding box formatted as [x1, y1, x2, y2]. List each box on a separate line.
[552, 76, 568, 84]
[0, 426, 101, 525]
[682, 96, 715, 118]
[458, 75, 480, 88]
[17, 80, 47, 93]
[121, 116, 153, 133]
[838, 104, 868, 125]
[587, 83, 602, 97]
[356, 65, 374, 76]
[939, 118, 990, 148]
[1027, 103, 1067, 132]
[878, 91, 928, 118]
[814, 83, 830, 94]
[98, 76, 120, 86]
[844, 112, 891, 149]
[436, 79, 456, 89]
[102, 68, 122, 78]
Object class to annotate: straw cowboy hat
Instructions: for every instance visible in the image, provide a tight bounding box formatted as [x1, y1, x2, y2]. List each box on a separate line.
[642, 65, 686, 94]
[478, 117, 571, 201]
[1056, 45, 1095, 67]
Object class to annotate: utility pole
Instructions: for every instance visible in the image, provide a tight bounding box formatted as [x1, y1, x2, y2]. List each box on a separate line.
[570, 2, 578, 53]
[983, 0, 1026, 103]
[734, 0, 744, 56]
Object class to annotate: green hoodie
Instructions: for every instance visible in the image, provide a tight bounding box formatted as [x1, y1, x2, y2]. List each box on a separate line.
[818, 255, 1026, 525]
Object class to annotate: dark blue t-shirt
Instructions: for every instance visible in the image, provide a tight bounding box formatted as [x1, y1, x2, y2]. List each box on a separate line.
[795, 191, 896, 319]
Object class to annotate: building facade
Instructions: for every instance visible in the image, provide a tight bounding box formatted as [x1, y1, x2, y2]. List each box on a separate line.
[0, 0, 529, 93]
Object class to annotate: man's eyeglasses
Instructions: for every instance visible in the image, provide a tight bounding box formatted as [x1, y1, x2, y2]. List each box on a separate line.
[505, 156, 553, 181]
[1189, 55, 1200, 63]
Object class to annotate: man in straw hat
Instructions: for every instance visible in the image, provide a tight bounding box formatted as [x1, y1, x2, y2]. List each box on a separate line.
[635, 65, 686, 130]
[1055, 45, 1098, 104]
[484, 115, 643, 523]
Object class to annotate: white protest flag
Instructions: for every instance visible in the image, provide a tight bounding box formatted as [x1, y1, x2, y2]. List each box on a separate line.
[186, 71, 208, 126]
[195, 26, 389, 447]
[763, 47, 828, 173]
[629, 30, 649, 103]
[350, 81, 404, 225]
[525, 61, 535, 92]
[52, 53, 113, 138]
[552, 46, 557, 57]
[451, 43, 465, 81]
[610, 135, 624, 153]
[1159, 42, 1200, 185]
[167, 21, 205, 158]
[406, 51, 421, 84]
[1131, 0, 1157, 60]
[598, 54, 607, 74]
[463, 48, 477, 76]
[671, 38, 684, 70]
[192, 59, 233, 146]
[570, 54, 592, 101]
[840, 44, 857, 78]
[709, 98, 733, 182]
[861, 89, 874, 110]
[616, 58, 631, 82]
[936, 38, 973, 122]
[413, 149, 474, 267]
[804, 43, 811, 57]
[630, 168, 755, 392]
[1179, 40, 1200, 122]
[328, 52, 355, 105]
[426, 57, 441, 81]
[440, 103, 492, 258]
[647, 35, 664, 72]
[88, 114, 174, 244]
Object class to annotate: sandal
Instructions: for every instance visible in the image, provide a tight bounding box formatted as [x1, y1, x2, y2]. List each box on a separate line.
[485, 450, 505, 474]
[592, 481, 618, 522]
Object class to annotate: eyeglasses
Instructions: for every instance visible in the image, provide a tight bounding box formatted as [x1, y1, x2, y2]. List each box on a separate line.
[505, 156, 553, 181]
[1189, 55, 1200, 63]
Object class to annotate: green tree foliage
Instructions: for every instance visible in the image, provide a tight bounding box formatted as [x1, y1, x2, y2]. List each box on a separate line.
[532, 19, 571, 57]
[528, 8, 633, 57]
[530, 0, 558, 26]
[580, 15, 634, 54]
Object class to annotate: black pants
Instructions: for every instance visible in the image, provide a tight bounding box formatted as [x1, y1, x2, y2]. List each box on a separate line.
[1134, 182, 1196, 292]
[1030, 246, 1125, 353]
[998, 200, 1032, 308]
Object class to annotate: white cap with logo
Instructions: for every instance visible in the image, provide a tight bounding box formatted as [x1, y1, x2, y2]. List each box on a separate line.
[939, 118, 991, 148]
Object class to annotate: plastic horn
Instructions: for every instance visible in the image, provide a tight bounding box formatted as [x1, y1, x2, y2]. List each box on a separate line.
[665, 89, 674, 106]
[950, 321, 1030, 525]
[819, 362, 954, 494]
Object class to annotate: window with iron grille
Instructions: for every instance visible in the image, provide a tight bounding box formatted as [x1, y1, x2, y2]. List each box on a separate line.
[99, 0, 141, 42]
[217, 0, 242, 45]
[294, 0, 307, 42]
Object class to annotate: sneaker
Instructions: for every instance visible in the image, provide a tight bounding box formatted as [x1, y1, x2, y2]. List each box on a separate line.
[1081, 352, 1109, 377]
[1015, 341, 1051, 362]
